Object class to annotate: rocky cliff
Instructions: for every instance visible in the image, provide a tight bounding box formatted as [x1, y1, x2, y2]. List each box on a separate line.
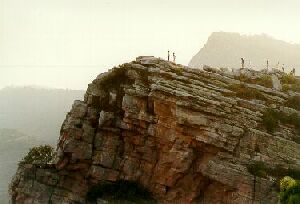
[189, 32, 300, 74]
[10, 56, 300, 204]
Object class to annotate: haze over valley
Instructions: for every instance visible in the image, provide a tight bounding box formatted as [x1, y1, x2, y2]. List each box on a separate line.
[0, 87, 84, 203]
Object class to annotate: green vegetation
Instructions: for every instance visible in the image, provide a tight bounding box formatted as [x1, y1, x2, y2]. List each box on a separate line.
[279, 177, 300, 204]
[262, 109, 281, 132]
[273, 166, 300, 181]
[236, 74, 273, 88]
[281, 74, 300, 92]
[283, 84, 300, 92]
[173, 67, 184, 76]
[247, 161, 268, 178]
[257, 75, 273, 88]
[285, 96, 300, 111]
[247, 161, 300, 179]
[262, 109, 300, 134]
[247, 161, 300, 204]
[227, 84, 267, 100]
[293, 136, 300, 144]
[282, 74, 299, 84]
[86, 180, 156, 203]
[19, 145, 54, 167]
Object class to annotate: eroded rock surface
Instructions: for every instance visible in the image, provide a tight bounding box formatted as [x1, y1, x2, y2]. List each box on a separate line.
[10, 57, 300, 204]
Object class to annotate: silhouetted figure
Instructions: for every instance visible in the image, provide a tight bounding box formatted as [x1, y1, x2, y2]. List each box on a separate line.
[167, 51, 170, 61]
[241, 58, 245, 69]
[293, 68, 296, 76]
[282, 64, 285, 72]
[173, 52, 176, 63]
[267, 60, 269, 70]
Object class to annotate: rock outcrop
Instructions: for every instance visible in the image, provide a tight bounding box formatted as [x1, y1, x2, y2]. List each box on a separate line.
[10, 56, 300, 204]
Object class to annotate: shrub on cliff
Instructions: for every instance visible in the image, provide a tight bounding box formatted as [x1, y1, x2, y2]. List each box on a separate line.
[247, 161, 268, 178]
[19, 145, 55, 167]
[262, 109, 300, 134]
[282, 74, 299, 84]
[247, 162, 300, 179]
[281, 74, 300, 92]
[283, 84, 300, 93]
[236, 74, 273, 88]
[87, 180, 156, 203]
[173, 67, 184, 76]
[285, 96, 300, 111]
[279, 176, 300, 204]
[227, 84, 266, 100]
[256, 75, 273, 88]
[262, 109, 280, 132]
[272, 166, 300, 181]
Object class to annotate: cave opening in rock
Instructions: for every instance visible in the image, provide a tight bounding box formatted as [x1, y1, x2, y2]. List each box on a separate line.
[86, 180, 157, 204]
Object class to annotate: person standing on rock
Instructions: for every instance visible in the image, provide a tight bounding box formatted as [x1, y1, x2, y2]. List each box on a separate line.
[293, 68, 296, 76]
[241, 58, 245, 69]
[267, 60, 269, 71]
[282, 64, 285, 73]
[173, 52, 176, 63]
[168, 50, 170, 61]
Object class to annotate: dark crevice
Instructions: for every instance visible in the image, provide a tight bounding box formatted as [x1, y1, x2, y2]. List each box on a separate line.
[86, 180, 157, 204]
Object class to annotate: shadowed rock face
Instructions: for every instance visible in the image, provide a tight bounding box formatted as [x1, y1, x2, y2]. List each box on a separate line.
[10, 57, 300, 204]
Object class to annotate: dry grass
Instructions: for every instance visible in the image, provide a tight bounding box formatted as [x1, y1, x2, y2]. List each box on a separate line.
[235, 74, 273, 88]
[227, 84, 267, 101]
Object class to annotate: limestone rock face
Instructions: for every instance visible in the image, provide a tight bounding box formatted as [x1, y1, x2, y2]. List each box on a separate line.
[271, 75, 282, 91]
[10, 57, 300, 204]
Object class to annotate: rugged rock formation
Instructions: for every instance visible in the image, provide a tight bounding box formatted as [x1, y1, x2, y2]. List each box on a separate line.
[189, 32, 300, 74]
[10, 56, 300, 204]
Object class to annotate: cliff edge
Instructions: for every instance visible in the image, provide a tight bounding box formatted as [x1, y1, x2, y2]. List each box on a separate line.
[10, 56, 300, 204]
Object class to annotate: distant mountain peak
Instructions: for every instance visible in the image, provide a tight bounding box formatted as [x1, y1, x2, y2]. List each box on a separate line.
[189, 32, 300, 74]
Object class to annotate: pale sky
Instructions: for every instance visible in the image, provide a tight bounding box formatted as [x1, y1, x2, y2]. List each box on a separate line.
[1, 0, 300, 90]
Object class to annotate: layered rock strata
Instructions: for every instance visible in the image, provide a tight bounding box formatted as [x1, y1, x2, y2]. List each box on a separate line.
[10, 56, 300, 204]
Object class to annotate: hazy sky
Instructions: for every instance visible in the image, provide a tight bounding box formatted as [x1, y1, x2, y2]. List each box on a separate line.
[1, 0, 300, 90]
